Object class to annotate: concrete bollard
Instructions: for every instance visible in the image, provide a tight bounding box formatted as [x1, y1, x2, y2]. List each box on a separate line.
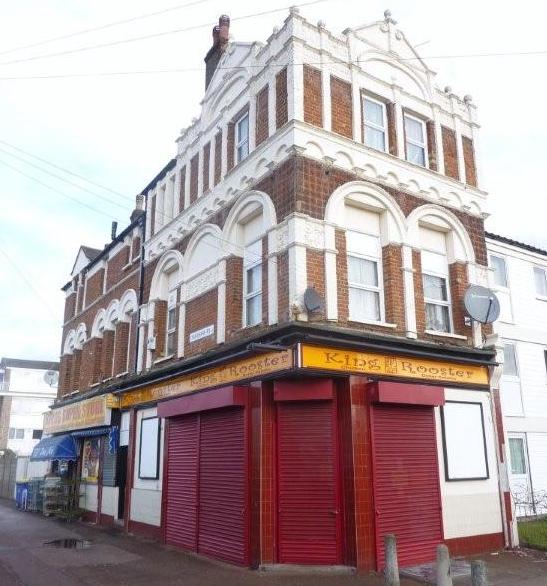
[436, 544, 453, 586]
[384, 534, 400, 586]
[471, 560, 488, 586]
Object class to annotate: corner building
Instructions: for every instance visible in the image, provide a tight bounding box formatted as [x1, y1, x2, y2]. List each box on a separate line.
[50, 10, 511, 571]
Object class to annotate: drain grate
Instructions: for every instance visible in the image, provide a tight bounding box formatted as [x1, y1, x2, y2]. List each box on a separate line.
[44, 539, 92, 549]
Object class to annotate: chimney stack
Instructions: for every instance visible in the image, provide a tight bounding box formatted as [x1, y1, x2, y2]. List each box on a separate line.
[130, 194, 145, 223]
[204, 15, 231, 90]
[111, 221, 118, 240]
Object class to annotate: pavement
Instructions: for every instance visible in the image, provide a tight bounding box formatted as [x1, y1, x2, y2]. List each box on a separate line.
[1, 499, 546, 585]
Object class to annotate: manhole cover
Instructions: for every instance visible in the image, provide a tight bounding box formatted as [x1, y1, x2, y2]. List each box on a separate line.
[44, 539, 91, 549]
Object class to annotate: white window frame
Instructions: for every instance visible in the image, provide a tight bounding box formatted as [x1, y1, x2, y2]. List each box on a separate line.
[533, 266, 547, 299]
[347, 230, 385, 324]
[404, 112, 428, 168]
[165, 300, 176, 357]
[502, 342, 520, 380]
[362, 96, 388, 153]
[508, 434, 528, 476]
[243, 239, 262, 328]
[490, 254, 509, 289]
[235, 111, 249, 164]
[422, 251, 453, 334]
[138, 416, 160, 480]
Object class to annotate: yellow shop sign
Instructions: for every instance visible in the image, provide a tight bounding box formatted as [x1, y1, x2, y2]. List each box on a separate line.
[300, 344, 489, 386]
[119, 349, 294, 408]
[43, 393, 117, 434]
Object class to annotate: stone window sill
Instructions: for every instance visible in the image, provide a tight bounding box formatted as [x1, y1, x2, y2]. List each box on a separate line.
[425, 330, 468, 340]
[154, 354, 174, 365]
[349, 318, 397, 329]
[116, 371, 129, 378]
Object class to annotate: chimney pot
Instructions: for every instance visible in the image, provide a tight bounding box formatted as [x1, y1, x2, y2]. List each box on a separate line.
[212, 25, 220, 45]
[111, 221, 118, 240]
[218, 15, 230, 44]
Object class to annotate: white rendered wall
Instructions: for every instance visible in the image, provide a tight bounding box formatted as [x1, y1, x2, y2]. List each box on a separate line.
[101, 486, 119, 518]
[488, 238, 547, 513]
[81, 483, 98, 512]
[436, 388, 503, 539]
[129, 407, 164, 527]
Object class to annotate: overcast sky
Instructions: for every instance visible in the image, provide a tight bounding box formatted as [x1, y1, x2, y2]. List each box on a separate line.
[1, 0, 546, 361]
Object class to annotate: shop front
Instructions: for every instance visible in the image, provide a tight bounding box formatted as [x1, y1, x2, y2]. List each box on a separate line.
[115, 341, 504, 571]
[41, 393, 121, 523]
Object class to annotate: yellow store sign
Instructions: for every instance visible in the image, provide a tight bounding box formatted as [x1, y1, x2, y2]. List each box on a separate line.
[300, 345, 489, 386]
[120, 349, 294, 408]
[44, 394, 117, 434]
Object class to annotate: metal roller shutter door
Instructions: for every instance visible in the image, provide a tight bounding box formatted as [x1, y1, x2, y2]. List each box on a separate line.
[277, 401, 341, 564]
[165, 414, 199, 550]
[371, 404, 443, 569]
[198, 408, 248, 566]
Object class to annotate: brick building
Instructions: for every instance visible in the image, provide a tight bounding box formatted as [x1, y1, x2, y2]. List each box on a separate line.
[45, 10, 510, 571]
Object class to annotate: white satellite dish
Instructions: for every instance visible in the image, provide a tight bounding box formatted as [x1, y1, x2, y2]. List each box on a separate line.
[44, 370, 59, 387]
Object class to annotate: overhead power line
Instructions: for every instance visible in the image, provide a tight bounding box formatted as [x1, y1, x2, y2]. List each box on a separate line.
[0, 139, 133, 201]
[0, 0, 330, 67]
[1, 49, 547, 81]
[0, 0, 213, 57]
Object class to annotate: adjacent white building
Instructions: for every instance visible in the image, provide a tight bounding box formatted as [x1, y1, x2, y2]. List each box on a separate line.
[487, 233, 547, 515]
[0, 358, 58, 456]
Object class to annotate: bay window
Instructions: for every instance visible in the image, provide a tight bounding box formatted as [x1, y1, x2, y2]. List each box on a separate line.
[363, 96, 387, 152]
[404, 113, 427, 167]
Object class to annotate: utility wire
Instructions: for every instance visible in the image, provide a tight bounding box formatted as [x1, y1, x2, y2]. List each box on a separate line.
[0, 0, 330, 67]
[1, 49, 547, 81]
[0, 0, 214, 57]
[0, 158, 120, 220]
[0, 139, 132, 200]
[0, 147, 131, 212]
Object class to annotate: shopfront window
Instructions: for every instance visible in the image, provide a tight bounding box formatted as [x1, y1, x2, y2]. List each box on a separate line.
[81, 437, 101, 483]
[139, 417, 160, 480]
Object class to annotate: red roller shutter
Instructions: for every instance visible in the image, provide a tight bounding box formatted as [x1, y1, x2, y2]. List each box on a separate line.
[164, 414, 199, 550]
[277, 401, 341, 564]
[198, 408, 248, 566]
[371, 404, 443, 569]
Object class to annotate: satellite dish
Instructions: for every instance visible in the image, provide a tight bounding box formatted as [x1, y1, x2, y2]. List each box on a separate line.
[463, 285, 500, 324]
[303, 287, 324, 313]
[44, 370, 59, 387]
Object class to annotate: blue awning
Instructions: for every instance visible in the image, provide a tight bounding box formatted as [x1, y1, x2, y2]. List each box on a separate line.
[30, 434, 78, 461]
[71, 426, 110, 438]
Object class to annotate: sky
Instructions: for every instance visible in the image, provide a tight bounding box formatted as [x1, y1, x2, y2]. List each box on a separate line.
[0, 0, 546, 361]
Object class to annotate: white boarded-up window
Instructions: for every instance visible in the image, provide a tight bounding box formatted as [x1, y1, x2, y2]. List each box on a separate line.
[139, 417, 160, 479]
[441, 401, 489, 481]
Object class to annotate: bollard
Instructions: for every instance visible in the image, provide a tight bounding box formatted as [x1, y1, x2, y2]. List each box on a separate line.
[471, 560, 488, 586]
[384, 534, 400, 586]
[436, 544, 453, 586]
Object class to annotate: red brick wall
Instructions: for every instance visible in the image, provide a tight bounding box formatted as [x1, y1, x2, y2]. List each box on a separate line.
[255, 84, 269, 147]
[275, 67, 288, 129]
[462, 136, 477, 187]
[132, 236, 141, 260]
[179, 166, 186, 211]
[426, 120, 438, 171]
[113, 321, 130, 375]
[335, 229, 349, 322]
[386, 102, 398, 156]
[306, 249, 326, 320]
[214, 131, 222, 187]
[185, 289, 218, 357]
[330, 75, 352, 139]
[153, 300, 167, 358]
[449, 262, 472, 338]
[303, 65, 323, 127]
[70, 349, 82, 391]
[225, 256, 243, 337]
[189, 154, 199, 204]
[85, 269, 104, 308]
[202, 142, 210, 194]
[59, 355, 72, 397]
[106, 247, 129, 291]
[227, 122, 235, 172]
[64, 292, 76, 323]
[382, 244, 405, 330]
[79, 339, 96, 392]
[442, 126, 459, 180]
[261, 236, 269, 324]
[101, 330, 115, 380]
